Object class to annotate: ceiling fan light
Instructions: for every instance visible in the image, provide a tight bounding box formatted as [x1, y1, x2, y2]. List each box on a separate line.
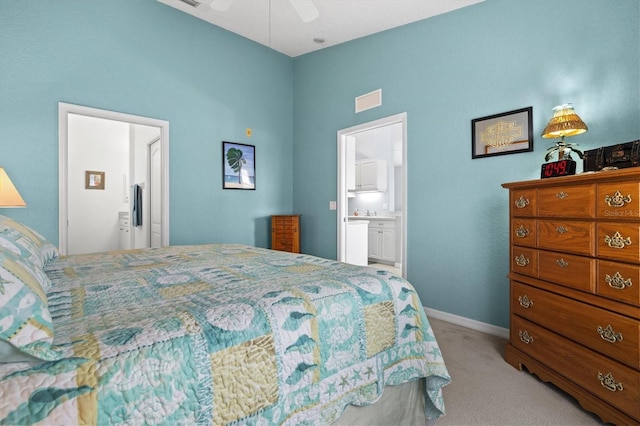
[209, 0, 233, 12]
[289, 0, 319, 23]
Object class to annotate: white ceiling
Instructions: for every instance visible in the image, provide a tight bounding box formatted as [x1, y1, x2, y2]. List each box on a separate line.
[157, 0, 484, 57]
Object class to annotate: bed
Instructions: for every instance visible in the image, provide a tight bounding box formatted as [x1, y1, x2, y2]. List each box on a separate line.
[0, 215, 451, 425]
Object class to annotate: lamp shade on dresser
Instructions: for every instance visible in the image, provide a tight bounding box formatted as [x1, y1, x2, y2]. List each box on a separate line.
[503, 169, 640, 425]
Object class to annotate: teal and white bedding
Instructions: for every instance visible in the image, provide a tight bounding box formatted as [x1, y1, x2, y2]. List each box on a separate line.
[0, 243, 450, 425]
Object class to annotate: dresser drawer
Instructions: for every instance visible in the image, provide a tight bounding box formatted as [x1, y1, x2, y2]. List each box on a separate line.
[597, 222, 640, 263]
[538, 251, 595, 292]
[538, 184, 596, 218]
[273, 217, 296, 229]
[511, 247, 537, 277]
[511, 219, 536, 247]
[511, 282, 639, 369]
[597, 181, 640, 220]
[597, 260, 640, 306]
[538, 219, 595, 256]
[511, 316, 640, 420]
[511, 189, 536, 217]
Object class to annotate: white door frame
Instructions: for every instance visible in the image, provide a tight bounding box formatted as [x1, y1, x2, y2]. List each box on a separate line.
[148, 137, 162, 248]
[337, 112, 407, 277]
[58, 102, 170, 255]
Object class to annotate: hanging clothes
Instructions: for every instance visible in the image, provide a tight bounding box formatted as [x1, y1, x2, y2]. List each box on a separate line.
[132, 184, 143, 227]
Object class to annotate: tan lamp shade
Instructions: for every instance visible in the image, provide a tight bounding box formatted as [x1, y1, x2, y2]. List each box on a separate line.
[0, 167, 27, 207]
[541, 103, 588, 139]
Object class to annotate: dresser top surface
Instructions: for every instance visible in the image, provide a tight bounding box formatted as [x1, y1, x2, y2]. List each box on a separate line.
[502, 168, 640, 189]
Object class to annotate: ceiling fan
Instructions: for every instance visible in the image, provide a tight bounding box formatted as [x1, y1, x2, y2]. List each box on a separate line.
[208, 0, 319, 23]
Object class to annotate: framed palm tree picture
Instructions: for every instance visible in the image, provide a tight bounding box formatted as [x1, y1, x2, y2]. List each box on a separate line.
[222, 141, 256, 190]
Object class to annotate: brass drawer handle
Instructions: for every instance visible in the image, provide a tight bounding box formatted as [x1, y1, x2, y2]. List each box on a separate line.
[515, 196, 530, 209]
[604, 191, 632, 208]
[556, 191, 569, 199]
[518, 295, 533, 308]
[515, 254, 530, 267]
[597, 325, 623, 343]
[556, 225, 568, 234]
[598, 372, 624, 392]
[605, 272, 633, 290]
[556, 258, 569, 268]
[604, 232, 632, 249]
[519, 330, 534, 344]
[515, 225, 530, 238]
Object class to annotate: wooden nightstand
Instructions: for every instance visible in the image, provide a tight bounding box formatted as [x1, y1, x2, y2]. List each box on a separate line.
[271, 215, 301, 253]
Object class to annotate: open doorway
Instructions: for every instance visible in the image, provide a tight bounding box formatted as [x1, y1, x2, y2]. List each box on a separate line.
[337, 113, 407, 277]
[58, 102, 170, 255]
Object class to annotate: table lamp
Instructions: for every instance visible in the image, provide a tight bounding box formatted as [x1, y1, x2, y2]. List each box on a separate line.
[540, 104, 588, 178]
[0, 167, 26, 207]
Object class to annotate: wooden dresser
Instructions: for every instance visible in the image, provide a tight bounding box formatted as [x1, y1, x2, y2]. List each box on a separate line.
[502, 169, 640, 425]
[271, 215, 300, 253]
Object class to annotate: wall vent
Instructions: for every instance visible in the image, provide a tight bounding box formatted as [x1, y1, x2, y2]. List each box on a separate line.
[355, 89, 382, 113]
[177, 0, 200, 7]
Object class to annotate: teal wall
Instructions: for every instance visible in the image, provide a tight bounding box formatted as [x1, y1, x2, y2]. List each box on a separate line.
[0, 0, 293, 248]
[292, 0, 640, 327]
[1, 0, 639, 328]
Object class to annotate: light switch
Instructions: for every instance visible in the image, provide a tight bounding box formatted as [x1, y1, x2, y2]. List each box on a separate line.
[329, 201, 337, 210]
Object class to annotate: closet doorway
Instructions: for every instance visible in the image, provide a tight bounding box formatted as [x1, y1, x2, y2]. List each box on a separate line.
[58, 103, 170, 255]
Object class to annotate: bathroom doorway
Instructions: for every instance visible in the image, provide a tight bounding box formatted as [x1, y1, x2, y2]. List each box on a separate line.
[58, 103, 169, 255]
[337, 113, 407, 277]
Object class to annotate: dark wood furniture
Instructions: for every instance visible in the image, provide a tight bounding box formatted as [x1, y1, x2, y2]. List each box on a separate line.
[271, 215, 300, 253]
[503, 169, 640, 425]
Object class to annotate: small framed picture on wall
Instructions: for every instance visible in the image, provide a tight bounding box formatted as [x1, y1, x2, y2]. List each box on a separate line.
[222, 141, 256, 190]
[85, 171, 105, 190]
[472, 107, 533, 159]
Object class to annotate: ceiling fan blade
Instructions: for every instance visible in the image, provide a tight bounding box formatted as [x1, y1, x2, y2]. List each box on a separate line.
[209, 0, 234, 11]
[289, 0, 319, 23]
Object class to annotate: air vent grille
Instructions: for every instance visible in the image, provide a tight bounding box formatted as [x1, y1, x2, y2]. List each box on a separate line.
[355, 89, 382, 113]
[177, 0, 200, 7]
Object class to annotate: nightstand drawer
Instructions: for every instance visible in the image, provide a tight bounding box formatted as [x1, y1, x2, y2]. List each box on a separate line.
[598, 222, 640, 263]
[273, 218, 295, 228]
[511, 247, 537, 277]
[538, 251, 595, 292]
[511, 219, 536, 247]
[597, 260, 640, 306]
[538, 219, 595, 256]
[538, 184, 595, 218]
[597, 181, 640, 220]
[511, 189, 537, 217]
[511, 316, 640, 420]
[512, 282, 639, 369]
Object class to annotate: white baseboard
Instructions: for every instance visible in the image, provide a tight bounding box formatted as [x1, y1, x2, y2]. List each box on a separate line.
[424, 307, 509, 339]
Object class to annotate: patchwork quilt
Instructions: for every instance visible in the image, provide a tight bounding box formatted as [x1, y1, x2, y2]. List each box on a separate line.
[0, 244, 450, 425]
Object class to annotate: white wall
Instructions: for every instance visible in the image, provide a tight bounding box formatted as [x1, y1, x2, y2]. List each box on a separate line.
[68, 114, 129, 254]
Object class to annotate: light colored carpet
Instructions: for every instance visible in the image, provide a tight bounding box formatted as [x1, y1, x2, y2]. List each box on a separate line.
[337, 317, 606, 425]
[428, 317, 604, 425]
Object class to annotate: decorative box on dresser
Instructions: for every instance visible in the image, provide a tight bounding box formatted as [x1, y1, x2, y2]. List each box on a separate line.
[502, 168, 640, 425]
[271, 215, 300, 253]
